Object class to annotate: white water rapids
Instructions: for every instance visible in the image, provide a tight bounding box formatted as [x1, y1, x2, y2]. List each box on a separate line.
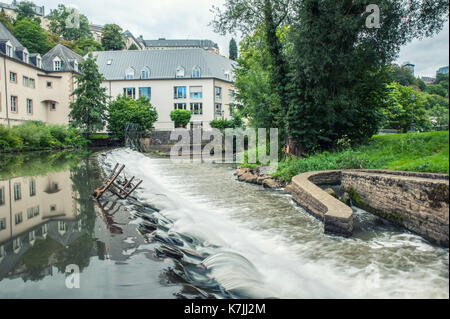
[101, 148, 449, 299]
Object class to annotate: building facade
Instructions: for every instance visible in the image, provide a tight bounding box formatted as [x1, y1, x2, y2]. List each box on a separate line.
[0, 21, 82, 127]
[437, 66, 449, 76]
[93, 48, 237, 130]
[138, 38, 220, 55]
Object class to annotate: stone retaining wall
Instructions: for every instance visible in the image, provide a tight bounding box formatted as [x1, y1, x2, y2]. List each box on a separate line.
[285, 171, 354, 236]
[341, 170, 449, 247]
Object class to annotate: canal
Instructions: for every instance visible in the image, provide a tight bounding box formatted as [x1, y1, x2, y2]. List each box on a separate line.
[0, 148, 448, 299]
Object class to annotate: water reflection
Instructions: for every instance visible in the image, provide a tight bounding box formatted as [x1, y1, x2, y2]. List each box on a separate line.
[0, 151, 96, 284]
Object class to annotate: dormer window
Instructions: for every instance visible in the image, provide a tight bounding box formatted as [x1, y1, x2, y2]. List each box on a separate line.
[141, 67, 150, 79]
[74, 60, 79, 72]
[23, 51, 29, 63]
[6, 44, 13, 57]
[36, 57, 42, 68]
[192, 66, 201, 78]
[125, 67, 135, 80]
[107, 59, 112, 65]
[176, 66, 185, 78]
[53, 57, 62, 71]
[224, 70, 231, 81]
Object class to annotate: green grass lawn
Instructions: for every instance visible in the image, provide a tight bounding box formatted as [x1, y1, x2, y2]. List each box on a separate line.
[272, 131, 449, 182]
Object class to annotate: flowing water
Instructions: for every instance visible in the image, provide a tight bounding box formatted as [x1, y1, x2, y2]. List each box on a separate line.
[0, 148, 448, 299]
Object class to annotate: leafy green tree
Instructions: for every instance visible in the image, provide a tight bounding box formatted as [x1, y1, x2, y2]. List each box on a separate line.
[0, 9, 14, 32]
[390, 64, 416, 86]
[435, 74, 449, 91]
[14, 1, 39, 22]
[383, 83, 431, 132]
[47, 4, 92, 41]
[423, 93, 449, 110]
[76, 38, 104, 55]
[170, 110, 191, 128]
[101, 24, 125, 51]
[229, 38, 238, 60]
[426, 84, 448, 98]
[108, 96, 158, 139]
[13, 18, 52, 54]
[128, 43, 139, 50]
[70, 53, 108, 134]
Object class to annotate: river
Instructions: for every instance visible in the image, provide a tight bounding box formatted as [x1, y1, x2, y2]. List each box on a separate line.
[0, 148, 448, 299]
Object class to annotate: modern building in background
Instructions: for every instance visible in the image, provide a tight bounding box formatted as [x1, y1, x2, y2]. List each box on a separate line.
[437, 66, 449, 75]
[0, 21, 82, 127]
[402, 62, 415, 76]
[93, 48, 236, 130]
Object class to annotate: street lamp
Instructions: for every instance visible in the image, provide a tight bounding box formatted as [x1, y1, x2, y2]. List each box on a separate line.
[410, 94, 416, 132]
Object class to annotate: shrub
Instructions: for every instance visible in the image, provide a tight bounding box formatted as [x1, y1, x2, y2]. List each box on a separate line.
[0, 125, 23, 151]
[170, 109, 191, 128]
[107, 96, 158, 140]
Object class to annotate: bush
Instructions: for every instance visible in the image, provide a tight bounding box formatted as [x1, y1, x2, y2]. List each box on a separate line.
[0, 122, 86, 152]
[210, 114, 244, 131]
[170, 109, 191, 128]
[107, 96, 158, 140]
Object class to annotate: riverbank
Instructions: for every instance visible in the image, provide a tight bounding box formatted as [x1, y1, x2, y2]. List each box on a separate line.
[272, 131, 449, 182]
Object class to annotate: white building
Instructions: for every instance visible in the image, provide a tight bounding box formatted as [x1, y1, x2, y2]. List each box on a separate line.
[93, 48, 237, 130]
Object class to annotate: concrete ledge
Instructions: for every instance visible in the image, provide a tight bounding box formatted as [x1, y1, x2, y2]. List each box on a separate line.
[285, 170, 354, 236]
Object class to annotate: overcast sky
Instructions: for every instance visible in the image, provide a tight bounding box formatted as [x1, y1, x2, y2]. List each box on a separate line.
[35, 0, 449, 78]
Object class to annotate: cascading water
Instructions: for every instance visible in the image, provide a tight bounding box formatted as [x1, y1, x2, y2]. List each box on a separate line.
[99, 148, 449, 299]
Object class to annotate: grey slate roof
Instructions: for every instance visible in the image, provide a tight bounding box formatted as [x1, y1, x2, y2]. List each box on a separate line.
[92, 48, 237, 82]
[143, 39, 219, 49]
[0, 19, 23, 49]
[42, 43, 82, 72]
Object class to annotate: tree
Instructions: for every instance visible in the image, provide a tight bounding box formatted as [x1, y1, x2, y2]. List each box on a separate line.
[101, 24, 125, 51]
[70, 53, 108, 134]
[107, 96, 158, 140]
[47, 4, 92, 41]
[76, 38, 104, 56]
[426, 84, 448, 98]
[390, 64, 417, 86]
[0, 9, 14, 32]
[229, 38, 238, 60]
[128, 43, 139, 50]
[170, 110, 191, 128]
[383, 83, 430, 132]
[14, 1, 39, 23]
[13, 18, 52, 54]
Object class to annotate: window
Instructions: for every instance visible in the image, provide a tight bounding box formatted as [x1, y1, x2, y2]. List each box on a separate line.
[190, 86, 203, 99]
[107, 59, 112, 65]
[23, 76, 29, 87]
[190, 103, 203, 115]
[215, 87, 222, 100]
[74, 60, 79, 72]
[141, 67, 150, 79]
[53, 58, 61, 71]
[6, 44, 13, 57]
[23, 52, 29, 63]
[10, 72, 17, 83]
[27, 208, 34, 219]
[29, 180, 36, 197]
[15, 212, 23, 225]
[0, 186, 4, 205]
[34, 206, 39, 217]
[228, 89, 235, 102]
[50, 103, 56, 111]
[139, 87, 151, 99]
[174, 103, 187, 110]
[174, 86, 187, 99]
[11, 96, 18, 113]
[29, 78, 35, 89]
[192, 66, 201, 78]
[215, 103, 223, 117]
[224, 70, 232, 81]
[0, 218, 6, 231]
[123, 88, 136, 99]
[47, 81, 53, 88]
[29, 231, 35, 243]
[125, 67, 135, 80]
[26, 99, 33, 114]
[36, 58, 42, 68]
[14, 183, 21, 201]
[176, 66, 185, 78]
[50, 205, 56, 212]
[13, 238, 22, 252]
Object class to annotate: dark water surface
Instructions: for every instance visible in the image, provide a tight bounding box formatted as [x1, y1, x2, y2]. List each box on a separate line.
[0, 149, 448, 299]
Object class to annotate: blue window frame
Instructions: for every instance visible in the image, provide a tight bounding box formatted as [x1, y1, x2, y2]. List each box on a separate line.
[174, 86, 187, 99]
[139, 87, 151, 98]
[123, 88, 136, 99]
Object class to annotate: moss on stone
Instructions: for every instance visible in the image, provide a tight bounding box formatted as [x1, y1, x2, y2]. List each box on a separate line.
[348, 188, 404, 226]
